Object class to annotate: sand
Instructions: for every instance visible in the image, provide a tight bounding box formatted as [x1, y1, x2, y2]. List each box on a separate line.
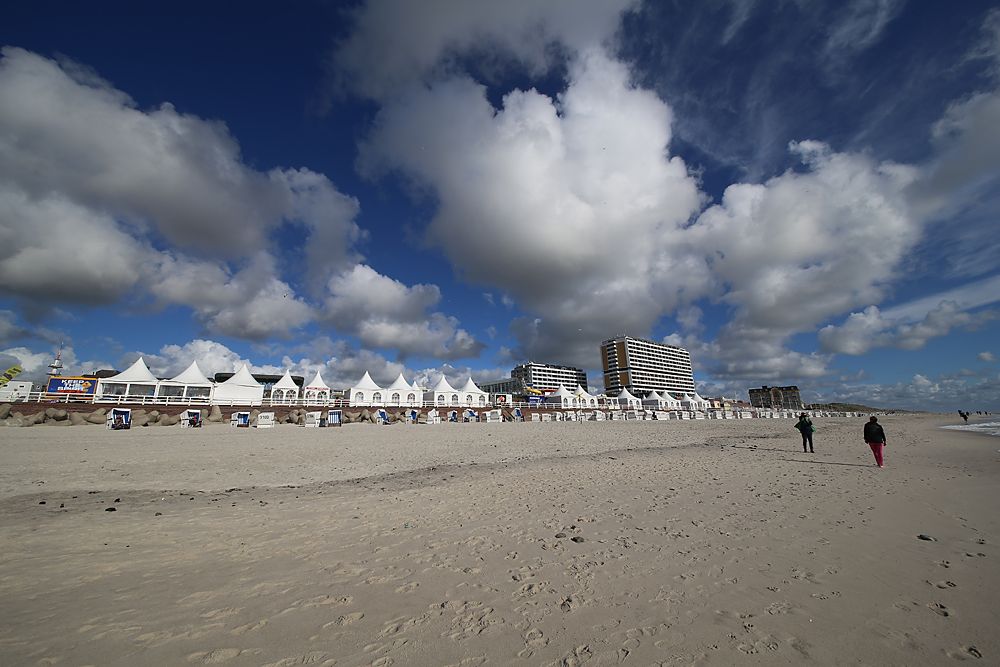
[0, 414, 996, 666]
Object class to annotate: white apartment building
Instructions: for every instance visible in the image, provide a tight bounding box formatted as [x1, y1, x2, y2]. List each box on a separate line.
[600, 335, 695, 397]
[511, 362, 588, 393]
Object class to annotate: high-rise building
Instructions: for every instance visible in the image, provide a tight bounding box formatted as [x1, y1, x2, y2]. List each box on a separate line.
[600, 336, 695, 397]
[511, 363, 588, 393]
[748, 385, 803, 410]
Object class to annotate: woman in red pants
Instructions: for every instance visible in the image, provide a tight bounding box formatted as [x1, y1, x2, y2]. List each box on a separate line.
[863, 416, 887, 467]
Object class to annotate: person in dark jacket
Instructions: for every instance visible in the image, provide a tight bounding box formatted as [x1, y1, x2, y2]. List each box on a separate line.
[794, 413, 814, 453]
[863, 416, 887, 467]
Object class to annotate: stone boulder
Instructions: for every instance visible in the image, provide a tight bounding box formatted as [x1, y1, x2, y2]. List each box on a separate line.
[207, 405, 223, 423]
[0, 404, 11, 420]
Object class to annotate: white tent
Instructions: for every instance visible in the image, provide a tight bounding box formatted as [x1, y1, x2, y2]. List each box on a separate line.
[459, 377, 489, 407]
[681, 392, 709, 411]
[156, 361, 213, 401]
[97, 357, 160, 399]
[386, 373, 421, 406]
[213, 364, 264, 406]
[613, 387, 641, 410]
[346, 371, 383, 406]
[643, 390, 681, 411]
[572, 385, 597, 408]
[424, 375, 460, 407]
[271, 370, 299, 404]
[303, 370, 330, 404]
[545, 384, 574, 407]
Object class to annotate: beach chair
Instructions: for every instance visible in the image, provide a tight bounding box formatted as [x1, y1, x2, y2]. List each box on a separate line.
[426, 409, 441, 424]
[513, 407, 524, 422]
[230, 411, 251, 427]
[375, 409, 389, 425]
[180, 409, 202, 428]
[540, 413, 551, 422]
[106, 408, 131, 430]
[463, 408, 479, 422]
[326, 409, 342, 427]
[303, 411, 321, 427]
[256, 412, 275, 428]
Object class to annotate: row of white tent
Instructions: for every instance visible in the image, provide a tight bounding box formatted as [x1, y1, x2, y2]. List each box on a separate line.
[92, 357, 715, 410]
[94, 358, 330, 405]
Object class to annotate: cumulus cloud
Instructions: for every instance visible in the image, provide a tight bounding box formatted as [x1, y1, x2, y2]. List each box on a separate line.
[817, 372, 1000, 412]
[0, 47, 363, 340]
[980, 351, 996, 362]
[331, 0, 635, 100]
[819, 301, 1000, 355]
[360, 48, 703, 365]
[322, 264, 486, 361]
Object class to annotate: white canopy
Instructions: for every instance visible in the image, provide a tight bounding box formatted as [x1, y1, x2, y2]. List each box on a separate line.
[681, 392, 709, 410]
[425, 375, 460, 407]
[272, 370, 299, 404]
[304, 370, 330, 404]
[157, 361, 213, 400]
[347, 371, 383, 406]
[545, 384, 573, 406]
[459, 377, 488, 407]
[614, 387, 641, 409]
[97, 357, 159, 398]
[213, 364, 264, 406]
[386, 373, 421, 406]
[573, 385, 597, 408]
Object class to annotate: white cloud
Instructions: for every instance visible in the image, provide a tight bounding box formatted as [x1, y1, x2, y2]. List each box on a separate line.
[817, 372, 1000, 412]
[0, 48, 364, 340]
[980, 351, 996, 362]
[331, 0, 635, 100]
[322, 264, 486, 361]
[819, 301, 1000, 355]
[360, 48, 703, 365]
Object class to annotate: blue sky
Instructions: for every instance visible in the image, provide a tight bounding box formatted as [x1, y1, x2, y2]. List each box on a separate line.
[1, 0, 998, 412]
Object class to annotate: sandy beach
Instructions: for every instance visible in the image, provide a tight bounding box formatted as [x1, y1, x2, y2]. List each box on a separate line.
[0, 414, 997, 666]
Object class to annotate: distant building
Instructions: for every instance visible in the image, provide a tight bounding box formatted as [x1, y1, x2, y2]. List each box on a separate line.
[748, 385, 803, 410]
[511, 362, 588, 393]
[478, 376, 528, 396]
[600, 335, 695, 397]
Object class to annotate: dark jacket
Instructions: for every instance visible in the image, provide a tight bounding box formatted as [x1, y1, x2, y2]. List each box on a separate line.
[795, 418, 812, 433]
[864, 421, 886, 443]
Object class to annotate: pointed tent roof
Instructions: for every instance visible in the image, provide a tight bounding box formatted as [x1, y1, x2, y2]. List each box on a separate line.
[573, 385, 593, 398]
[459, 377, 485, 394]
[430, 375, 456, 393]
[166, 361, 211, 385]
[645, 390, 663, 400]
[387, 373, 413, 391]
[274, 370, 298, 389]
[106, 357, 158, 383]
[305, 370, 329, 390]
[411, 379, 422, 392]
[616, 387, 638, 401]
[353, 371, 382, 391]
[549, 384, 573, 397]
[223, 364, 261, 387]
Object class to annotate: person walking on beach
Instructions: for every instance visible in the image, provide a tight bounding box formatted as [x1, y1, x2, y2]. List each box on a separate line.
[864, 416, 887, 467]
[795, 413, 814, 453]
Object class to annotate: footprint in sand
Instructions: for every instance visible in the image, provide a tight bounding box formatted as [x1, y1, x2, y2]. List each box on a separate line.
[187, 648, 244, 663]
[946, 646, 983, 660]
[928, 602, 951, 617]
[323, 612, 365, 628]
[395, 582, 419, 594]
[232, 620, 268, 634]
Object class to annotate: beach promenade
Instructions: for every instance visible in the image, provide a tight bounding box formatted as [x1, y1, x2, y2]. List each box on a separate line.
[0, 414, 996, 665]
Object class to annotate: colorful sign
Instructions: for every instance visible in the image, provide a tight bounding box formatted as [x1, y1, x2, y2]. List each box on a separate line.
[0, 366, 23, 388]
[46, 376, 97, 394]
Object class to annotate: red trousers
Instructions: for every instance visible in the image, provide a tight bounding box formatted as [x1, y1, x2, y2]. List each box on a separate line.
[867, 442, 884, 467]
